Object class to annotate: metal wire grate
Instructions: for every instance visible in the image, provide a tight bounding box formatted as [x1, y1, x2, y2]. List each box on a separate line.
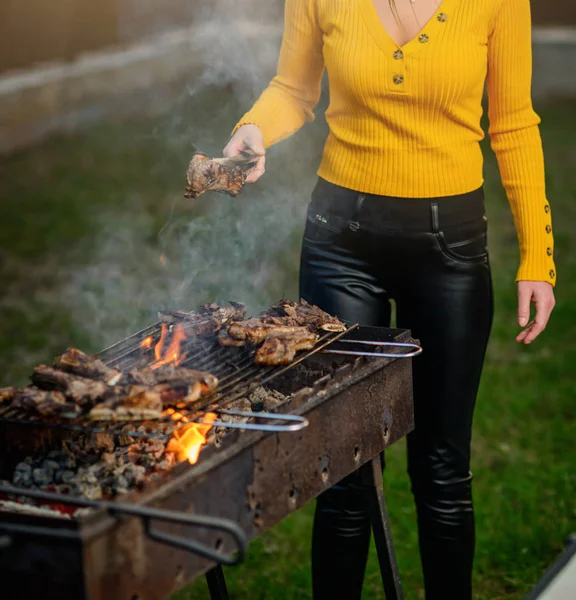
[0, 322, 357, 439]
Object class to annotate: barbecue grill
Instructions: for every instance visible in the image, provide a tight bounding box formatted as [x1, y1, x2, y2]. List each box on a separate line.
[0, 317, 420, 600]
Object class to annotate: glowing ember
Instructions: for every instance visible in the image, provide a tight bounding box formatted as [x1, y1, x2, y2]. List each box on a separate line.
[166, 412, 217, 464]
[151, 324, 187, 370]
[140, 336, 153, 350]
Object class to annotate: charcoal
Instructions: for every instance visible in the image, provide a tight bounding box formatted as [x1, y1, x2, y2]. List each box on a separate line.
[42, 459, 60, 473]
[13, 463, 32, 487]
[32, 467, 53, 487]
[123, 464, 146, 486]
[60, 470, 76, 484]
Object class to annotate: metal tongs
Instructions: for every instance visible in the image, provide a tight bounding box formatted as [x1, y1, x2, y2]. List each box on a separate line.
[322, 339, 423, 359]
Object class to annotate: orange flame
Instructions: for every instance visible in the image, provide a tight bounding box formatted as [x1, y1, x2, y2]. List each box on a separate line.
[140, 336, 153, 350]
[159, 254, 166, 265]
[166, 412, 217, 464]
[151, 323, 187, 369]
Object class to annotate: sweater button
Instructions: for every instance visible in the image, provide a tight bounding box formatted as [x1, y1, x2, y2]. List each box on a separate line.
[393, 49, 404, 60]
[419, 34, 429, 43]
[549, 270, 555, 279]
[547, 247, 553, 256]
[544, 204, 550, 213]
[393, 74, 404, 84]
[546, 225, 552, 233]
[437, 13, 448, 22]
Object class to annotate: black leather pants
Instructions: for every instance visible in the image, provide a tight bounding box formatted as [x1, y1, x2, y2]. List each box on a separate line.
[299, 178, 494, 600]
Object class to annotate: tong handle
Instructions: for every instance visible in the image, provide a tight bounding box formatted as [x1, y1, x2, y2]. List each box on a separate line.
[0, 485, 247, 566]
[322, 339, 422, 359]
[199, 410, 308, 433]
[141, 511, 246, 566]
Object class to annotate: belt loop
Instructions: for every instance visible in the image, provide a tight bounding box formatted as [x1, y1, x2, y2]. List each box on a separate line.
[356, 193, 365, 214]
[430, 202, 440, 233]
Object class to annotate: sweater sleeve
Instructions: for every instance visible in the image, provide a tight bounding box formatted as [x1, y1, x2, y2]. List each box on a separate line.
[233, 0, 325, 148]
[487, 0, 556, 286]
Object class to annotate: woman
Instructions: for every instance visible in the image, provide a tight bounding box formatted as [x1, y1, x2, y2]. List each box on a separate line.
[223, 0, 556, 598]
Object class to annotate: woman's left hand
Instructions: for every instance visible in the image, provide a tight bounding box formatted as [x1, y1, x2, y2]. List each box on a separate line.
[516, 281, 556, 344]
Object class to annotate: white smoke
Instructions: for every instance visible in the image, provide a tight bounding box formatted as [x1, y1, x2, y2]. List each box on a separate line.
[60, 0, 329, 350]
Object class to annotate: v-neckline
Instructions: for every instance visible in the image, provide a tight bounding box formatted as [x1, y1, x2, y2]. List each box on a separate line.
[359, 0, 452, 53]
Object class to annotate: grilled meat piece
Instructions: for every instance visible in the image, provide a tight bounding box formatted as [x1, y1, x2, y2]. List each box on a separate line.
[53, 348, 122, 385]
[262, 299, 347, 332]
[120, 366, 218, 394]
[158, 302, 246, 335]
[89, 386, 163, 421]
[9, 388, 77, 418]
[217, 329, 246, 347]
[255, 330, 320, 365]
[0, 387, 15, 405]
[153, 382, 203, 407]
[227, 321, 314, 345]
[31, 366, 109, 407]
[184, 152, 248, 199]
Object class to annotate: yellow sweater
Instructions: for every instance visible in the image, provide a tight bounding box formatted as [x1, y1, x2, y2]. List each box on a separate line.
[235, 0, 556, 285]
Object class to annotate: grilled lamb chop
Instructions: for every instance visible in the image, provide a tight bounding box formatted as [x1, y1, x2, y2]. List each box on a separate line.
[185, 152, 255, 199]
[53, 348, 122, 385]
[89, 386, 163, 421]
[158, 302, 246, 335]
[262, 299, 347, 332]
[120, 366, 218, 394]
[255, 330, 320, 365]
[226, 321, 314, 345]
[31, 366, 109, 407]
[9, 388, 78, 418]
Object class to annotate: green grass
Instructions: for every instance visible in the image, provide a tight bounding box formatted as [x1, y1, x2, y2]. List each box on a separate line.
[0, 91, 575, 599]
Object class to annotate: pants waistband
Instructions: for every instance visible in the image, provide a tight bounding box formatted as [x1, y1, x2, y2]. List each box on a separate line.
[309, 177, 486, 232]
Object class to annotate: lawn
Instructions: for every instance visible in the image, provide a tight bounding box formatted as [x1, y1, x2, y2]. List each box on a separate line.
[0, 88, 574, 599]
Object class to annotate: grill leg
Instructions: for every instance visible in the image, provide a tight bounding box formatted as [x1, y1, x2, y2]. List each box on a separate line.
[361, 456, 404, 600]
[206, 565, 230, 600]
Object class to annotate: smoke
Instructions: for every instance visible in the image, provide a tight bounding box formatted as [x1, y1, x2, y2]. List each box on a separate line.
[60, 0, 328, 350]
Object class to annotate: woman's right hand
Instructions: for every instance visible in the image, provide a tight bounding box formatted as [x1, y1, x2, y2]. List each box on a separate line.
[223, 124, 266, 183]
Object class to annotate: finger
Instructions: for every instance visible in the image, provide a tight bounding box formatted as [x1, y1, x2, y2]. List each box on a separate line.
[516, 320, 534, 343]
[523, 321, 546, 344]
[245, 156, 266, 183]
[517, 286, 532, 327]
[223, 140, 246, 158]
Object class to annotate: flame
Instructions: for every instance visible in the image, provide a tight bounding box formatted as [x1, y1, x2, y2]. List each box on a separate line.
[159, 254, 166, 265]
[166, 412, 217, 464]
[151, 324, 187, 369]
[140, 336, 153, 350]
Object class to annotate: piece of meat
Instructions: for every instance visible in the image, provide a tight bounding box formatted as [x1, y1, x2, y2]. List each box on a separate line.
[9, 388, 78, 418]
[53, 348, 122, 385]
[154, 382, 203, 407]
[158, 302, 246, 335]
[31, 366, 105, 403]
[217, 329, 246, 347]
[0, 387, 15, 405]
[31, 366, 109, 407]
[227, 321, 314, 345]
[261, 299, 347, 332]
[184, 153, 250, 199]
[89, 386, 163, 421]
[255, 330, 320, 366]
[120, 366, 218, 394]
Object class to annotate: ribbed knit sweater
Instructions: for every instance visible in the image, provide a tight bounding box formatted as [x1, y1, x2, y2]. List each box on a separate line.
[235, 0, 556, 285]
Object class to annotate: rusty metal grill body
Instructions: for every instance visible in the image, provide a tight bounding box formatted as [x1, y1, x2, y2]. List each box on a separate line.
[0, 325, 416, 600]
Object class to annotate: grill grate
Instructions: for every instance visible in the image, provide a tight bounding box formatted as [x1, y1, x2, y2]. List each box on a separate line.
[0, 322, 357, 439]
